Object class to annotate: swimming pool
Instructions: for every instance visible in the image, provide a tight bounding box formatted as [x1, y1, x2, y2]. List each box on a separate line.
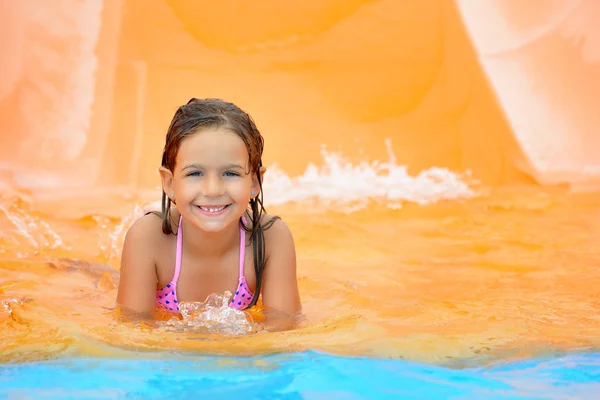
[2, 350, 599, 399]
[1, 187, 599, 399]
[2, 1, 600, 398]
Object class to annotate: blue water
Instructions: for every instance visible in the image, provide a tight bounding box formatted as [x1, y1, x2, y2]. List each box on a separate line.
[1, 351, 599, 399]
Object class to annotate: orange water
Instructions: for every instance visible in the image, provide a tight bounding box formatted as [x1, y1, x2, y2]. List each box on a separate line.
[1, 185, 598, 366]
[1, 0, 600, 368]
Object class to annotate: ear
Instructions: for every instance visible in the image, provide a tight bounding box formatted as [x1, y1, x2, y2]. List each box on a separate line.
[251, 166, 266, 197]
[159, 166, 175, 200]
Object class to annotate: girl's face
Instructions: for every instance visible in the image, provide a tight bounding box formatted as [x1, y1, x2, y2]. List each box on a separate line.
[162, 127, 260, 233]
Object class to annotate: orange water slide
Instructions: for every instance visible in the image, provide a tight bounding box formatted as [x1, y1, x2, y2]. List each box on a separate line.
[0, 0, 598, 191]
[456, 0, 600, 189]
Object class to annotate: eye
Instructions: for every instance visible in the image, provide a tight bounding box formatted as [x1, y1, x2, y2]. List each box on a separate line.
[187, 171, 203, 177]
[223, 171, 240, 177]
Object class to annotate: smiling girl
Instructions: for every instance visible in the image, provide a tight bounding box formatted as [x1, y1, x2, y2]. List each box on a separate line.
[116, 98, 301, 319]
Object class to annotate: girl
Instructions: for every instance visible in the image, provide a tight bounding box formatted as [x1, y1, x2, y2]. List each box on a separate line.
[116, 98, 301, 318]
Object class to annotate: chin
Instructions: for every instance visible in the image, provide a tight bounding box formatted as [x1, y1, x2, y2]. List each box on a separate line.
[198, 217, 240, 233]
[187, 205, 244, 231]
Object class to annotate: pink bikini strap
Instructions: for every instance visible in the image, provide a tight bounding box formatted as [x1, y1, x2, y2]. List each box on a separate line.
[239, 216, 247, 278]
[175, 215, 245, 282]
[173, 215, 183, 283]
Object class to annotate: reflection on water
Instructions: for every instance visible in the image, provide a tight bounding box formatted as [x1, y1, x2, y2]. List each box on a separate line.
[1, 181, 599, 367]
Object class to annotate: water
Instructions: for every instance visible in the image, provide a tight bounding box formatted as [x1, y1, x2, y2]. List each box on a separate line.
[1, 352, 599, 399]
[2, 1, 600, 397]
[1, 162, 599, 397]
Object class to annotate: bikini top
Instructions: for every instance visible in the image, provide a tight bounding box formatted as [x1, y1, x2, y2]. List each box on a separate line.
[155, 215, 254, 312]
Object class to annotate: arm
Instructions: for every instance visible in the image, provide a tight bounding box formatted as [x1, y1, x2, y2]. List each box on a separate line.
[116, 216, 159, 314]
[261, 218, 302, 316]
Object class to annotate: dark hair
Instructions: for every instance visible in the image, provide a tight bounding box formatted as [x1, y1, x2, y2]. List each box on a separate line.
[159, 97, 278, 308]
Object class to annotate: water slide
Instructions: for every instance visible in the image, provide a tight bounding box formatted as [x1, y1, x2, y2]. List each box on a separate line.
[0, 0, 598, 193]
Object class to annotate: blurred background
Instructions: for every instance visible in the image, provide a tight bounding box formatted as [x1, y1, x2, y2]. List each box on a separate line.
[1, 0, 598, 196]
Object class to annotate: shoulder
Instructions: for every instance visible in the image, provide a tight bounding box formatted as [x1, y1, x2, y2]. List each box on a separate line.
[242, 212, 295, 258]
[119, 213, 168, 284]
[262, 214, 295, 259]
[123, 212, 169, 250]
[258, 214, 301, 314]
[117, 213, 166, 312]
[262, 214, 292, 240]
[126, 212, 164, 236]
[248, 211, 291, 238]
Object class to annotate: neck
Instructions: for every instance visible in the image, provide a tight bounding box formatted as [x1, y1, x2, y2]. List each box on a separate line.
[174, 213, 241, 259]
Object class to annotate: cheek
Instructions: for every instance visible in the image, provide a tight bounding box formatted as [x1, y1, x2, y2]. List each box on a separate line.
[230, 179, 252, 197]
[173, 179, 197, 197]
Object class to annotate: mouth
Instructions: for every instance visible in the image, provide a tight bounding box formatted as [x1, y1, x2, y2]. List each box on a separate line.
[195, 204, 230, 214]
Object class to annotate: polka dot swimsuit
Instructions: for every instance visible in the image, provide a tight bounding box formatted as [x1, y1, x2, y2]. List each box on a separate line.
[156, 216, 254, 312]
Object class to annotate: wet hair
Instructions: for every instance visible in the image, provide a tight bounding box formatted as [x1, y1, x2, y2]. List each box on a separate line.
[158, 97, 278, 308]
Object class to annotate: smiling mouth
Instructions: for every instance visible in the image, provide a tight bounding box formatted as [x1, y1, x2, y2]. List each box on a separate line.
[196, 204, 230, 213]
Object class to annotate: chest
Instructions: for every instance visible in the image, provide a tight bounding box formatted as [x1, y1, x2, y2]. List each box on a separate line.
[155, 239, 256, 303]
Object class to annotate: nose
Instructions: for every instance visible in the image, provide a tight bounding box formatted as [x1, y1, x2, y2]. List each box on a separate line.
[203, 173, 224, 197]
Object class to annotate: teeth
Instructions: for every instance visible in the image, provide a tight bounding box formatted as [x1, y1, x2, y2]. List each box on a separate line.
[200, 205, 226, 213]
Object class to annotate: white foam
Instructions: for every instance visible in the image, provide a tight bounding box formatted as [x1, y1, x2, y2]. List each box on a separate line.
[140, 139, 476, 215]
[158, 291, 260, 336]
[0, 201, 64, 258]
[262, 139, 476, 211]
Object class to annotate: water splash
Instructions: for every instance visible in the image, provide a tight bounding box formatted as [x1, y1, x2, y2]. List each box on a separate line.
[262, 139, 476, 211]
[159, 291, 261, 336]
[2, 298, 24, 314]
[99, 139, 477, 262]
[0, 140, 477, 259]
[138, 139, 476, 215]
[0, 197, 63, 258]
[105, 203, 145, 263]
[1, 297, 31, 317]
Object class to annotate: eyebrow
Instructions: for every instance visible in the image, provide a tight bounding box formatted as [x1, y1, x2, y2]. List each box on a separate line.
[181, 163, 245, 172]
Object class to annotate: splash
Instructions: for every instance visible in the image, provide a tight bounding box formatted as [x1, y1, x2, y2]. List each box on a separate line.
[2, 298, 26, 314]
[0, 297, 31, 323]
[262, 139, 476, 211]
[0, 197, 63, 258]
[158, 291, 261, 336]
[0, 140, 477, 259]
[135, 139, 475, 216]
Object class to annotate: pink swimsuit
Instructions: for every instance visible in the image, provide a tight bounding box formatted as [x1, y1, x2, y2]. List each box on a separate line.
[156, 216, 254, 312]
